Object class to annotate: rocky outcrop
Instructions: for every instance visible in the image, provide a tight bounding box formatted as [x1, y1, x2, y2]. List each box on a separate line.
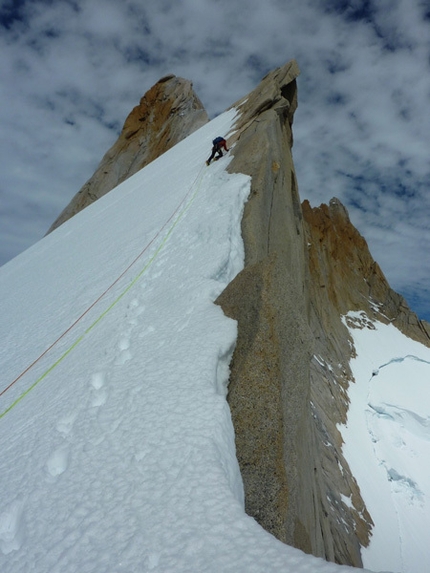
[301, 197, 430, 562]
[216, 60, 430, 567]
[216, 60, 369, 566]
[303, 198, 430, 346]
[217, 59, 310, 545]
[47, 75, 208, 233]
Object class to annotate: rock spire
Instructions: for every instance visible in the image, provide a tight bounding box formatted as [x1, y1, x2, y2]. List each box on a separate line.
[47, 75, 208, 233]
[217, 59, 430, 566]
[216, 60, 370, 565]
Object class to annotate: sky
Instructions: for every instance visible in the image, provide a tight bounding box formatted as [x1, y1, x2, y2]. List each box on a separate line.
[1, 0, 429, 319]
[0, 108, 379, 573]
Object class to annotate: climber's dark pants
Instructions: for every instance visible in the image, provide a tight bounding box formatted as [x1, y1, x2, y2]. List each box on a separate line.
[207, 144, 223, 163]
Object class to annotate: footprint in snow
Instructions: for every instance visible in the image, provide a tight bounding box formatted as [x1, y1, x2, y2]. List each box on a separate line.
[0, 499, 25, 554]
[56, 411, 78, 436]
[45, 446, 70, 480]
[90, 372, 108, 407]
[91, 372, 105, 390]
[114, 337, 132, 365]
[126, 299, 145, 325]
[90, 388, 107, 408]
[118, 337, 130, 351]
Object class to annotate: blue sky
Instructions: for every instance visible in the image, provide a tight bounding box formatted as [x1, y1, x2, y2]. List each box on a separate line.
[0, 0, 429, 320]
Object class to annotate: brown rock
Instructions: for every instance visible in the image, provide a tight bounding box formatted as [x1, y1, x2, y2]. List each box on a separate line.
[47, 75, 208, 233]
[302, 198, 430, 346]
[217, 60, 369, 566]
[217, 62, 429, 566]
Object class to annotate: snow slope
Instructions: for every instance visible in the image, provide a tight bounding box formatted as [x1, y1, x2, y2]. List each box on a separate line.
[0, 109, 364, 572]
[341, 311, 430, 573]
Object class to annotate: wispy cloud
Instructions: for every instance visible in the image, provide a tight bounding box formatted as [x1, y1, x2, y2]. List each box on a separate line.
[0, 0, 429, 318]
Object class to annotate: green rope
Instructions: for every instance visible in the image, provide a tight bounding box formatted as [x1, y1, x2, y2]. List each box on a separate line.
[0, 167, 206, 420]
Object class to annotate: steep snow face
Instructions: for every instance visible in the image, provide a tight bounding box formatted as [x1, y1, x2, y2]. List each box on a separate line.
[341, 312, 430, 573]
[0, 110, 366, 573]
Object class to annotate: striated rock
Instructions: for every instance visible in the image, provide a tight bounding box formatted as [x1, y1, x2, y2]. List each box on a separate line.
[47, 75, 208, 233]
[301, 197, 430, 562]
[217, 60, 369, 567]
[217, 60, 430, 567]
[217, 59, 311, 546]
[303, 198, 430, 346]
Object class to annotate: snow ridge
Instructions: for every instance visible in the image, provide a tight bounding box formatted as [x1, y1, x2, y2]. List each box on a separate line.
[0, 109, 378, 572]
[372, 354, 430, 376]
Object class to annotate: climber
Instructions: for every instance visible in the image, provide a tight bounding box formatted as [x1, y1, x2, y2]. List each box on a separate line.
[206, 136, 229, 165]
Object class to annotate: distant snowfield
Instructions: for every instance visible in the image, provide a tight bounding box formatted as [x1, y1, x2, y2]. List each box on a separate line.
[341, 312, 430, 573]
[0, 110, 363, 573]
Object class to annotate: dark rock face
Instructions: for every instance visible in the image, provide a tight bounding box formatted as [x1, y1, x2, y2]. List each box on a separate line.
[47, 75, 208, 233]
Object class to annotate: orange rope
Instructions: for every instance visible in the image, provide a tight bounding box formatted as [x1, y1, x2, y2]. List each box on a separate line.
[1, 165, 205, 400]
